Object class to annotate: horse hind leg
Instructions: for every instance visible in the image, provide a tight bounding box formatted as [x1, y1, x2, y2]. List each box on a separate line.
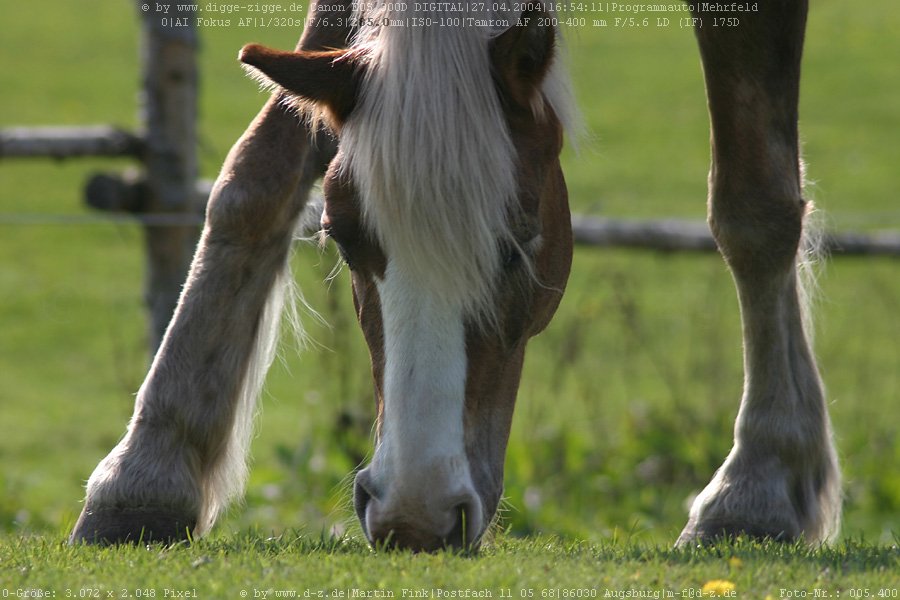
[677, 1, 840, 546]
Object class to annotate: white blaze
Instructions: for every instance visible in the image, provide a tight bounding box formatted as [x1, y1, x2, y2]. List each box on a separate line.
[371, 261, 475, 504]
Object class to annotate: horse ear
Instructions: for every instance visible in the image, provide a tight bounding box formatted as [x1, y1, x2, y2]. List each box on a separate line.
[240, 44, 363, 126]
[490, 4, 556, 111]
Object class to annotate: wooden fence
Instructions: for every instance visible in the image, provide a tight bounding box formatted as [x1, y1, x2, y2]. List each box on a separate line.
[0, 2, 201, 353]
[2, 3, 898, 355]
[570, 216, 900, 257]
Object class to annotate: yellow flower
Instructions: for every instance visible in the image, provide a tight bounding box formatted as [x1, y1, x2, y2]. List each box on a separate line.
[702, 580, 736, 596]
[728, 557, 743, 570]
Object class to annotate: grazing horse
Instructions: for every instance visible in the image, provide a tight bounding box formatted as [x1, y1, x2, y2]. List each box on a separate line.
[71, 0, 840, 551]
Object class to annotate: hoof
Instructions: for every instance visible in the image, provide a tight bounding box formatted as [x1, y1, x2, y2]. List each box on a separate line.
[676, 520, 795, 547]
[70, 506, 196, 546]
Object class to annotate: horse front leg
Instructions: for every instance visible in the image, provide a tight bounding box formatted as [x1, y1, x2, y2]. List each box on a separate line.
[69, 0, 350, 545]
[70, 97, 335, 544]
[677, 1, 841, 545]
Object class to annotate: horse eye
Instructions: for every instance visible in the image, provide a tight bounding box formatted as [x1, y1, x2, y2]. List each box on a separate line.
[334, 240, 355, 271]
[504, 247, 523, 270]
[504, 230, 542, 270]
[324, 226, 356, 271]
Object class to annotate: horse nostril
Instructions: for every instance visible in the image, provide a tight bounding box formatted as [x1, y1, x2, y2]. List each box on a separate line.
[352, 468, 376, 536]
[444, 500, 481, 550]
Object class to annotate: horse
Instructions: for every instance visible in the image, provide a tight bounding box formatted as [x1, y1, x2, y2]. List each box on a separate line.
[70, 0, 840, 551]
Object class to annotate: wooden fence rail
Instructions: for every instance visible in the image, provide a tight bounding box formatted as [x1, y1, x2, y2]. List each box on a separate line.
[571, 215, 900, 257]
[0, 126, 144, 159]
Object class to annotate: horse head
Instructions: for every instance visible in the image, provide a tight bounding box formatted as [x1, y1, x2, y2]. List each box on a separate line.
[241, 7, 573, 551]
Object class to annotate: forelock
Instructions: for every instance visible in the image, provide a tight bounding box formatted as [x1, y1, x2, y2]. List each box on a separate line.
[341, 7, 519, 320]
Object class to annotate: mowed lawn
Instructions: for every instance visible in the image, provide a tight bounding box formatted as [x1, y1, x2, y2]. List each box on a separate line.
[2, 0, 900, 591]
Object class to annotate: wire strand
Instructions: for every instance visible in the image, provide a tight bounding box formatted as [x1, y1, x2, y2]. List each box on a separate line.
[0, 213, 206, 226]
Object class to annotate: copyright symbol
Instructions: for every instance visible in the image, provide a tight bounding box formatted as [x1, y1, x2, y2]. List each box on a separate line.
[241, 592, 247, 598]
[141, 4, 150, 10]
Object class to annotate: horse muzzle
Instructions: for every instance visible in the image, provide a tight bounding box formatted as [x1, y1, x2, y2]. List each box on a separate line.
[353, 464, 486, 552]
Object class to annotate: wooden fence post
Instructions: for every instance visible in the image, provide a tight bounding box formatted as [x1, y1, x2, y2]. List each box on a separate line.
[137, 1, 200, 353]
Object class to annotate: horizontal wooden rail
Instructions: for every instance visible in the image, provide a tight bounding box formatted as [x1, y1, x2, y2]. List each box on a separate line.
[0, 126, 144, 159]
[85, 172, 212, 214]
[821, 229, 900, 257]
[571, 215, 900, 257]
[572, 215, 716, 252]
[3, 129, 898, 258]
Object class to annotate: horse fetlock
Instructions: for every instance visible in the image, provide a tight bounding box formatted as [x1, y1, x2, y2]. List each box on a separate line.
[71, 442, 205, 545]
[678, 470, 800, 546]
[678, 441, 839, 546]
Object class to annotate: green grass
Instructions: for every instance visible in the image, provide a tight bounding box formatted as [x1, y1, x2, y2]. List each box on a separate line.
[2, 0, 900, 587]
[4, 534, 900, 592]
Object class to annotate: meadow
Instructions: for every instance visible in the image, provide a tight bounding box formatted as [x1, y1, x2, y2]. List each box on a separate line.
[2, 0, 900, 593]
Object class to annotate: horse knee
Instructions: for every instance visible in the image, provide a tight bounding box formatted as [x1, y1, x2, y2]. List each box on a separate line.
[708, 183, 808, 282]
